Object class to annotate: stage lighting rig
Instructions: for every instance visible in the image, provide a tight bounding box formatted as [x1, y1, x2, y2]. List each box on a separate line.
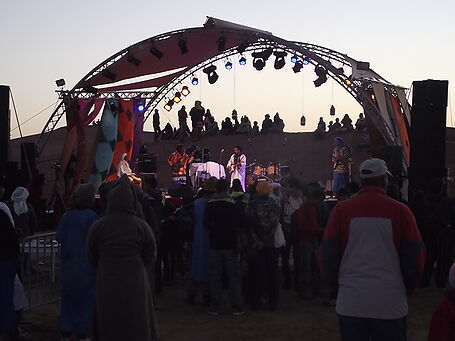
[292, 61, 303, 73]
[181, 86, 190, 96]
[239, 56, 246, 65]
[203, 65, 219, 84]
[135, 98, 145, 112]
[178, 36, 188, 54]
[225, 61, 233, 70]
[291, 55, 298, 63]
[313, 65, 328, 87]
[302, 57, 310, 65]
[252, 49, 273, 71]
[191, 76, 199, 85]
[55, 78, 65, 87]
[149, 40, 164, 59]
[273, 51, 287, 70]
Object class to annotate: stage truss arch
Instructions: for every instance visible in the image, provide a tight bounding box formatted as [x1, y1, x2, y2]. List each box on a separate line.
[37, 17, 411, 164]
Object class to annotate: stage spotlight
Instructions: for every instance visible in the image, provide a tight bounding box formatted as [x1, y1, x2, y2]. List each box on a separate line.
[203, 65, 219, 84]
[237, 40, 249, 54]
[127, 54, 141, 66]
[217, 36, 226, 51]
[55, 78, 65, 87]
[274, 51, 287, 70]
[252, 51, 266, 71]
[302, 57, 310, 65]
[313, 65, 328, 87]
[292, 61, 303, 73]
[345, 79, 352, 86]
[164, 99, 174, 111]
[191, 77, 199, 86]
[239, 56, 246, 65]
[178, 36, 188, 54]
[291, 55, 298, 63]
[149, 40, 164, 59]
[102, 69, 116, 81]
[137, 104, 145, 111]
[181, 86, 190, 96]
[173, 92, 182, 103]
[225, 61, 233, 70]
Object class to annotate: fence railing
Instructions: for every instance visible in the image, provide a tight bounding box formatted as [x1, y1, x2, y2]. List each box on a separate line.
[20, 232, 61, 309]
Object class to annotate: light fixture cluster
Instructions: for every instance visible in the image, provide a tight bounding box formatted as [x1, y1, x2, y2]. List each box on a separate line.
[164, 85, 191, 111]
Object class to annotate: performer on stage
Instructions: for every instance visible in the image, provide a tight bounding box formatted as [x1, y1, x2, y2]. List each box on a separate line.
[227, 146, 246, 191]
[167, 144, 194, 184]
[117, 153, 142, 186]
[331, 137, 351, 194]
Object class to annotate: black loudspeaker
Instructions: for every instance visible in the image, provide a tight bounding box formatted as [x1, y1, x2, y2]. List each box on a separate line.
[137, 154, 157, 174]
[0, 86, 10, 177]
[410, 80, 448, 191]
[202, 148, 210, 163]
[21, 142, 38, 175]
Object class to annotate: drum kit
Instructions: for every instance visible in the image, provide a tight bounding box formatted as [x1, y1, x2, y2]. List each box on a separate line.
[246, 161, 290, 185]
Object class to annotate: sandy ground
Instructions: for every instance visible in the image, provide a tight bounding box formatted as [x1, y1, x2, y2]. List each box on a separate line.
[22, 279, 443, 341]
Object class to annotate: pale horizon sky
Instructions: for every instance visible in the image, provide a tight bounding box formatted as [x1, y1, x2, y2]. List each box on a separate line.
[2, 0, 454, 140]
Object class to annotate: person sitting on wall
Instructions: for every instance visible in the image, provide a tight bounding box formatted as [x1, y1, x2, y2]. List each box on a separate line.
[341, 114, 354, 132]
[333, 118, 342, 133]
[355, 113, 366, 132]
[117, 153, 142, 186]
[314, 117, 326, 139]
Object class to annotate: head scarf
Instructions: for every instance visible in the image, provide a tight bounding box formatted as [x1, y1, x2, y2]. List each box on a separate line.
[11, 187, 29, 215]
[69, 183, 96, 209]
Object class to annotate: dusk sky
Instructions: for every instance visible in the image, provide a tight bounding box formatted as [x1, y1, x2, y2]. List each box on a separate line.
[2, 0, 454, 140]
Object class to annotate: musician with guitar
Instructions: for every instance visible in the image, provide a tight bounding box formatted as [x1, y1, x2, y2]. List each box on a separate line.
[167, 144, 195, 184]
[331, 137, 351, 194]
[227, 145, 246, 191]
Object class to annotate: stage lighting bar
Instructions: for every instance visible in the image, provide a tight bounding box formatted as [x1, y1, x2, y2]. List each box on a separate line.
[149, 40, 164, 59]
[273, 51, 287, 70]
[102, 69, 116, 81]
[127, 54, 141, 66]
[181, 86, 190, 96]
[217, 36, 226, 52]
[225, 61, 233, 70]
[203, 65, 219, 84]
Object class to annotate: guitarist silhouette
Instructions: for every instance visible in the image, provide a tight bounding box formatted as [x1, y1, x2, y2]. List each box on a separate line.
[167, 144, 195, 180]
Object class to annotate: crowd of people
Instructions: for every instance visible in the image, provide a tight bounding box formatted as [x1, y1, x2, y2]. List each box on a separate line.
[152, 101, 286, 142]
[1, 155, 455, 340]
[314, 113, 366, 138]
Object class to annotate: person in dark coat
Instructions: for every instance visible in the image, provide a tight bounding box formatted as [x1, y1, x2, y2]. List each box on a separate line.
[56, 184, 99, 341]
[87, 175, 158, 341]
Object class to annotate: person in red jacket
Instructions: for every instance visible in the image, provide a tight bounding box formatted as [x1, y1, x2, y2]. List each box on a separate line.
[320, 158, 425, 341]
[428, 263, 455, 341]
[294, 188, 325, 299]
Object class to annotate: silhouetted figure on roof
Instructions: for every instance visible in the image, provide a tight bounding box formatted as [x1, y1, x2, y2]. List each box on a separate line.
[221, 117, 234, 135]
[261, 114, 273, 134]
[189, 101, 205, 134]
[153, 109, 161, 141]
[314, 117, 326, 139]
[333, 118, 342, 133]
[341, 114, 354, 132]
[355, 113, 366, 132]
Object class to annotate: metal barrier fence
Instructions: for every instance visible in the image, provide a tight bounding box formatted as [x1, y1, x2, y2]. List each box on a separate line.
[20, 232, 61, 309]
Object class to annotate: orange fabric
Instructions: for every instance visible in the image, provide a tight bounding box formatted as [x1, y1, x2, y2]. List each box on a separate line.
[167, 152, 191, 175]
[390, 94, 410, 164]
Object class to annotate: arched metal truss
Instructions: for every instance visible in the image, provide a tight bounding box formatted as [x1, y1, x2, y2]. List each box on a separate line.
[36, 17, 409, 158]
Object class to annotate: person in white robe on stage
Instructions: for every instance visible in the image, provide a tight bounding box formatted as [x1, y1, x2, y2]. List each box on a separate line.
[226, 146, 246, 191]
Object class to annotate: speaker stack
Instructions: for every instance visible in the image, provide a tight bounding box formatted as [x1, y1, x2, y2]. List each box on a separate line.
[409, 80, 448, 192]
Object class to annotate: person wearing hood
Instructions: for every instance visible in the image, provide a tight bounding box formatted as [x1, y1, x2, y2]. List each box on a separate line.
[247, 180, 281, 310]
[428, 263, 455, 341]
[56, 183, 99, 341]
[87, 175, 158, 341]
[9, 186, 37, 238]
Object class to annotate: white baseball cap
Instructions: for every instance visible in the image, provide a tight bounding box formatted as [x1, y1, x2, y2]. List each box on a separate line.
[359, 158, 390, 179]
